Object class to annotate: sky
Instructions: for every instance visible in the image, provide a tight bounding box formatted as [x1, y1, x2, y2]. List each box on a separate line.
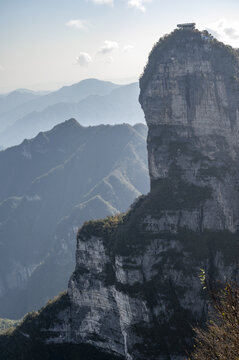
[1, 0, 239, 93]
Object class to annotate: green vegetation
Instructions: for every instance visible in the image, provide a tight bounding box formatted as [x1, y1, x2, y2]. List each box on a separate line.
[0, 318, 20, 333]
[0, 121, 149, 319]
[78, 175, 213, 258]
[189, 282, 239, 360]
[139, 27, 239, 101]
[79, 214, 125, 243]
[13, 291, 70, 337]
[75, 178, 237, 285]
[2, 25, 239, 360]
[1, 180, 238, 360]
[139, 30, 176, 96]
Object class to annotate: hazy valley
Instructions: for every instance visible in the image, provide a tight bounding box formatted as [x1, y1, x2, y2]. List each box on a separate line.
[0, 80, 144, 148]
[0, 117, 149, 319]
[1, 13, 239, 360]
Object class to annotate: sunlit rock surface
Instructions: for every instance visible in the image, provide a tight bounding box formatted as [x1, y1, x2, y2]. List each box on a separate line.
[1, 26, 239, 360]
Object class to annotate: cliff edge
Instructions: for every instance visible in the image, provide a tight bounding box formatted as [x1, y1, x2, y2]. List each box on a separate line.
[1, 26, 239, 360]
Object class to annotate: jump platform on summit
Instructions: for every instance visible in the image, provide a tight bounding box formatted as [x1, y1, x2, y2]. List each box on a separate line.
[177, 23, 196, 30]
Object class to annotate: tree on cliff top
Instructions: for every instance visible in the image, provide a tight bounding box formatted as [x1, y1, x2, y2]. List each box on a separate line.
[189, 279, 239, 360]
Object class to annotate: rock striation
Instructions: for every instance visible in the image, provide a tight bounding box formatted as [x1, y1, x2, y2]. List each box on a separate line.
[1, 26, 239, 360]
[140, 27, 239, 233]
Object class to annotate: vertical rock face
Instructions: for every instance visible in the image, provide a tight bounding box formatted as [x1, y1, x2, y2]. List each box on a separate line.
[139, 28, 239, 233]
[1, 27, 239, 360]
[60, 28, 239, 359]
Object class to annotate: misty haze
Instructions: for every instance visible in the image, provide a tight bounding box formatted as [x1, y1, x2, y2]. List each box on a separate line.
[0, 1, 239, 360]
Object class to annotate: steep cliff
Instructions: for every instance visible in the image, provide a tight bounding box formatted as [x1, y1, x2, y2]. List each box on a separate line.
[1, 26, 239, 360]
[140, 28, 239, 233]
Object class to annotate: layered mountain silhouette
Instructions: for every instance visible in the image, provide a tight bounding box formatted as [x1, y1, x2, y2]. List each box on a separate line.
[0, 82, 143, 148]
[0, 119, 149, 319]
[1, 26, 239, 360]
[0, 79, 144, 148]
[0, 79, 119, 127]
[0, 89, 43, 114]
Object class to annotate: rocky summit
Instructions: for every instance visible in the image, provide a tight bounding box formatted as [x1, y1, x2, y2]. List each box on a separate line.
[140, 27, 239, 232]
[1, 26, 239, 360]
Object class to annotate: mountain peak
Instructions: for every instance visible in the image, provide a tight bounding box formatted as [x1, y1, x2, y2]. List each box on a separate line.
[61, 118, 80, 127]
[45, 118, 82, 135]
[1, 27, 239, 360]
[140, 26, 238, 102]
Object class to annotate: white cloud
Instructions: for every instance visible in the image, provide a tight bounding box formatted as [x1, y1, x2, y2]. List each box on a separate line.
[205, 19, 239, 46]
[105, 56, 114, 64]
[89, 0, 114, 6]
[127, 0, 151, 12]
[76, 52, 93, 66]
[0, 64, 5, 71]
[98, 40, 119, 54]
[123, 44, 134, 53]
[66, 19, 88, 30]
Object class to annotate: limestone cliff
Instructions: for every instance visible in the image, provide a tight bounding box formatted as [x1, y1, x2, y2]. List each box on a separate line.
[1, 26, 239, 360]
[140, 28, 239, 233]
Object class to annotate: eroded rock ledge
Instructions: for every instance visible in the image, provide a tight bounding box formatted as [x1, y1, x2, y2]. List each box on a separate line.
[1, 26, 239, 360]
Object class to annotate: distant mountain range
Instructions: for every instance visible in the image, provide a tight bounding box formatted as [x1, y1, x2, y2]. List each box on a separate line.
[0, 89, 43, 114]
[0, 119, 149, 319]
[0, 79, 120, 125]
[0, 79, 144, 148]
[0, 81, 144, 148]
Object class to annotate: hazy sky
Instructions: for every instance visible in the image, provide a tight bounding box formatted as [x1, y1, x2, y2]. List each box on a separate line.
[1, 0, 239, 92]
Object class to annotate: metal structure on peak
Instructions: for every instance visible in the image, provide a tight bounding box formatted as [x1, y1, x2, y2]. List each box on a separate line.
[177, 23, 196, 30]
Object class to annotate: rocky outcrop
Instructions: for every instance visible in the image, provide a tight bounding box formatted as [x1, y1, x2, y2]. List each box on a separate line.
[1, 26, 239, 360]
[58, 28, 239, 359]
[140, 28, 239, 233]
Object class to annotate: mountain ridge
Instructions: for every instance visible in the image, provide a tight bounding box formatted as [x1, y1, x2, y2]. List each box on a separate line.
[0, 119, 149, 319]
[0, 82, 144, 148]
[0, 78, 121, 134]
[1, 26, 239, 360]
